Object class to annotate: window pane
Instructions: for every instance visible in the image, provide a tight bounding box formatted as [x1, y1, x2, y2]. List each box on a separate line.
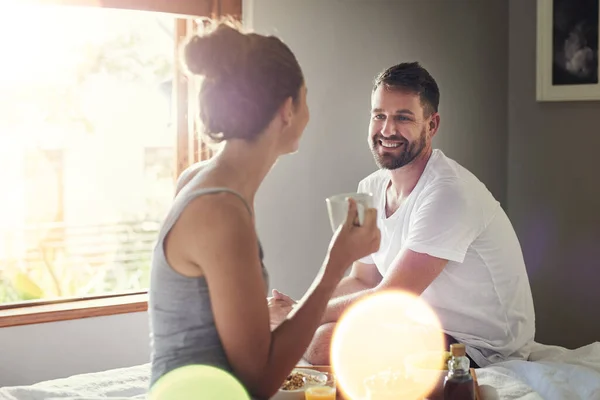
[0, 6, 178, 304]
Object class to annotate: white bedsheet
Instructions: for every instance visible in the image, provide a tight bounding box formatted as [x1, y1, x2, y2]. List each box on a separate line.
[1, 342, 598, 400]
[473, 341, 600, 400]
[0, 364, 149, 400]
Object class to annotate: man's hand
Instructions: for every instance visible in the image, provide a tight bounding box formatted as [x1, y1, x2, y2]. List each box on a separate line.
[267, 289, 296, 330]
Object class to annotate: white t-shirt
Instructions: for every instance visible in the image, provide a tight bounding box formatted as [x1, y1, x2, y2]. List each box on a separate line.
[357, 149, 535, 367]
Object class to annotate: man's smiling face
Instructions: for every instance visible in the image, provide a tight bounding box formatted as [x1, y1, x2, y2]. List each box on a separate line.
[368, 86, 430, 170]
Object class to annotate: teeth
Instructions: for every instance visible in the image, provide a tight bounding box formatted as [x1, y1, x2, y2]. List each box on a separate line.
[380, 140, 402, 148]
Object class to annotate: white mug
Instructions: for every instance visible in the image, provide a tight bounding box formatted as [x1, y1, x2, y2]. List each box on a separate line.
[326, 192, 374, 232]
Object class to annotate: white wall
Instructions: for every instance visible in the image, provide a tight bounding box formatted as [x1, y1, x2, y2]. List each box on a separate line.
[0, 0, 509, 387]
[0, 312, 149, 387]
[250, 0, 509, 299]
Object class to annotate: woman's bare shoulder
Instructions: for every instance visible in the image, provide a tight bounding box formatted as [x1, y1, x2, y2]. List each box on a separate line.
[174, 161, 211, 195]
[180, 192, 257, 264]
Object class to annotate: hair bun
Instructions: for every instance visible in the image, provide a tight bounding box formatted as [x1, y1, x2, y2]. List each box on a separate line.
[183, 20, 250, 79]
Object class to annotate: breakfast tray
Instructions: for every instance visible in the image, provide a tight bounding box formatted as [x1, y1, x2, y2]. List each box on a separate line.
[301, 366, 482, 400]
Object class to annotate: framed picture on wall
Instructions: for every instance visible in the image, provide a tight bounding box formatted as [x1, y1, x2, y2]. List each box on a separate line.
[536, 0, 600, 101]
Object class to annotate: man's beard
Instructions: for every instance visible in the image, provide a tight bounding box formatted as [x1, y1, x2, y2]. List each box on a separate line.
[370, 128, 427, 170]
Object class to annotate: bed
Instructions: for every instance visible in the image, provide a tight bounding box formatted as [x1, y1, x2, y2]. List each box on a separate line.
[1, 342, 599, 400]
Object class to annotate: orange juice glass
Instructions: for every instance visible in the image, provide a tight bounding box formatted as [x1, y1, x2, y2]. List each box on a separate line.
[305, 372, 336, 400]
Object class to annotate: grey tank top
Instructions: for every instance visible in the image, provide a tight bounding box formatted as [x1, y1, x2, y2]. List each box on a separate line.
[148, 186, 269, 388]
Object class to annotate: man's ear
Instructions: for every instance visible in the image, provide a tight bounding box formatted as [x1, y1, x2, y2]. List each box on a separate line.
[429, 113, 441, 137]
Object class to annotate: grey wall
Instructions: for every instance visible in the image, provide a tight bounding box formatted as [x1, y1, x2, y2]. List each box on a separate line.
[0, 0, 510, 387]
[251, 0, 509, 300]
[508, 0, 600, 348]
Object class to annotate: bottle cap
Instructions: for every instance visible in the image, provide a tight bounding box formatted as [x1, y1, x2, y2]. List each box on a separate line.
[450, 343, 466, 357]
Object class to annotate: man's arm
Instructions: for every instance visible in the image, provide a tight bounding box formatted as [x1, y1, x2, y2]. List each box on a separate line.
[320, 249, 447, 323]
[269, 263, 381, 329]
[321, 180, 481, 324]
[330, 261, 382, 298]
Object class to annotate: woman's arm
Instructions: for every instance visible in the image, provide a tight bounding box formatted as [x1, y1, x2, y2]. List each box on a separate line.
[177, 195, 378, 399]
[268, 262, 381, 329]
[177, 195, 340, 399]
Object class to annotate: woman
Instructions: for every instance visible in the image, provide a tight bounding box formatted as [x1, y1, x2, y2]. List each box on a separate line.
[148, 18, 380, 399]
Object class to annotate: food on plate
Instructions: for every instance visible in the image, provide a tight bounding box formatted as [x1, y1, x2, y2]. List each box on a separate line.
[280, 370, 323, 391]
[281, 372, 305, 391]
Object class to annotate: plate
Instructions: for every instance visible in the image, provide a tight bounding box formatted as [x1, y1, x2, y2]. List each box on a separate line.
[270, 368, 328, 400]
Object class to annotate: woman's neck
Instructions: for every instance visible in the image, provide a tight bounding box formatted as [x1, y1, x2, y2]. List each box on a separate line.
[211, 136, 279, 203]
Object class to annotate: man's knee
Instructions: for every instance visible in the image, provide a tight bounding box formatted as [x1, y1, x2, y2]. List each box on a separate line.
[304, 322, 336, 365]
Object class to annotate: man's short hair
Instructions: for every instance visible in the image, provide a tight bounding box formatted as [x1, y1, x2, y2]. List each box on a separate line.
[373, 62, 440, 117]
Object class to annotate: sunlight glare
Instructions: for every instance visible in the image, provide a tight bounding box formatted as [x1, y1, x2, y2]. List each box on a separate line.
[330, 290, 446, 400]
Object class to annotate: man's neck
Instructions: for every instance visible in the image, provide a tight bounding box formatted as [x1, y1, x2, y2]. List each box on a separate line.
[388, 148, 433, 201]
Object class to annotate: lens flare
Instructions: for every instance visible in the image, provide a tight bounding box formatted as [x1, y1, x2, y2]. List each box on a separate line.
[330, 290, 446, 400]
[149, 365, 250, 400]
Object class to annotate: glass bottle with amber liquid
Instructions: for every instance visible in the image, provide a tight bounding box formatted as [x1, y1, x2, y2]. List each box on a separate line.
[443, 344, 475, 400]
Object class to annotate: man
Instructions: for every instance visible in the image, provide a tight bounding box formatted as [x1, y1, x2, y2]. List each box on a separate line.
[270, 62, 535, 368]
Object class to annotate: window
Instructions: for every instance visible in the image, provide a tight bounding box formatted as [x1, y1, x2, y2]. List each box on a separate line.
[0, 1, 238, 311]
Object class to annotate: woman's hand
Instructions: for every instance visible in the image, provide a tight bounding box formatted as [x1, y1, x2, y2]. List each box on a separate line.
[326, 198, 380, 279]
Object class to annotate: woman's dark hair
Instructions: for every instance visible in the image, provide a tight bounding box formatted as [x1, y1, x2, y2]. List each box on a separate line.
[182, 18, 304, 143]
